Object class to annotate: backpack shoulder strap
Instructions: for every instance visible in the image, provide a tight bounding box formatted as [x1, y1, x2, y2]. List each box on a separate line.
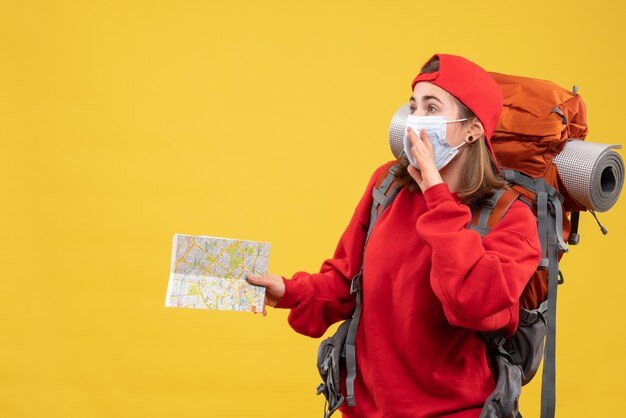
[477, 170, 569, 418]
[345, 160, 404, 408]
[468, 187, 521, 238]
[370, 162, 402, 224]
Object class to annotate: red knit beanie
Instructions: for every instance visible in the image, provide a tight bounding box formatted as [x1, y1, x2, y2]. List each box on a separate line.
[411, 54, 502, 164]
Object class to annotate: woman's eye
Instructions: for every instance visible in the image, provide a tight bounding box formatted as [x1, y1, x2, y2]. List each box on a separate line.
[409, 106, 417, 114]
[428, 105, 438, 113]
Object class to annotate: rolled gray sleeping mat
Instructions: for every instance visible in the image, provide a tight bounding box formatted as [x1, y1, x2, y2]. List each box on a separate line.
[388, 103, 411, 160]
[553, 140, 624, 212]
[388, 103, 625, 212]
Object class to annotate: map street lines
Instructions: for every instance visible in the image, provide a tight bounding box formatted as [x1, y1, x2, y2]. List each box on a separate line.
[165, 234, 270, 313]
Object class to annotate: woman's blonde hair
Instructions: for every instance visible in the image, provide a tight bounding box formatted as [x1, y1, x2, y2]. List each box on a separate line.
[395, 57, 504, 206]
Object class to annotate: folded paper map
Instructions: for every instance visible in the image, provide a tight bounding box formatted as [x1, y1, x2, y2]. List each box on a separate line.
[165, 234, 270, 312]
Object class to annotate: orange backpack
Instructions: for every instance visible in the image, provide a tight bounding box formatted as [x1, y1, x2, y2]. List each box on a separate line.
[490, 72, 588, 212]
[482, 73, 589, 418]
[481, 73, 589, 312]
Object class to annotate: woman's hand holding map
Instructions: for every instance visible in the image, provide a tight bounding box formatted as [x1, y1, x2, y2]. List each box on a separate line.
[246, 274, 285, 315]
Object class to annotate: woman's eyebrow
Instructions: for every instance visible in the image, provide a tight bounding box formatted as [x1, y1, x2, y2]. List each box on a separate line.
[422, 95, 443, 105]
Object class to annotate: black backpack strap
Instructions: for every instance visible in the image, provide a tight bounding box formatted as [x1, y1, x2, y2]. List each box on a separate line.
[568, 211, 580, 245]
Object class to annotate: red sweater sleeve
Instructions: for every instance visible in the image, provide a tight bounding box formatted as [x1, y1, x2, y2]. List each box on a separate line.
[274, 163, 393, 338]
[416, 183, 542, 335]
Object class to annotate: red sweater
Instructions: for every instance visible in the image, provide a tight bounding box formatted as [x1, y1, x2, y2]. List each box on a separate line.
[276, 162, 542, 418]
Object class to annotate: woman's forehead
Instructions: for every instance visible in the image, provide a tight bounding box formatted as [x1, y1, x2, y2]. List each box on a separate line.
[411, 82, 455, 103]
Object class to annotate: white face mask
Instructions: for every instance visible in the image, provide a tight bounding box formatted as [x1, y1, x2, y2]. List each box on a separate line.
[403, 115, 468, 170]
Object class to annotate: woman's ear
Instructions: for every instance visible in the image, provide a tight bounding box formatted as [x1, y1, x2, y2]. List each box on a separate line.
[465, 118, 484, 144]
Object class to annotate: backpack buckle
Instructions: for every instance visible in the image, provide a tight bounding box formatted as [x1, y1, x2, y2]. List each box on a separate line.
[350, 272, 362, 295]
[492, 333, 506, 348]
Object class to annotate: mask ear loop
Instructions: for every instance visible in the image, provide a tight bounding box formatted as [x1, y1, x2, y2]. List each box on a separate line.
[445, 117, 469, 124]
[453, 142, 467, 151]
[454, 132, 479, 151]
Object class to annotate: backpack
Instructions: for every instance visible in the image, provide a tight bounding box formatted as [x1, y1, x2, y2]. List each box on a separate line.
[316, 73, 621, 418]
[479, 74, 591, 418]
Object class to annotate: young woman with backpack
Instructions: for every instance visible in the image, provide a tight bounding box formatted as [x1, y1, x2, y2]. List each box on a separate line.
[247, 54, 542, 418]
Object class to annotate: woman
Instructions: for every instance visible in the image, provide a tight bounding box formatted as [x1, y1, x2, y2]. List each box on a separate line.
[247, 54, 542, 418]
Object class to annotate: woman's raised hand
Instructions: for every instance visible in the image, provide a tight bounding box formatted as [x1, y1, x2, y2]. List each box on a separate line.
[406, 127, 444, 191]
[246, 273, 286, 315]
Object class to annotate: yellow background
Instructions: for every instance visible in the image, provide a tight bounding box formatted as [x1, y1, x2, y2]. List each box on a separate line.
[2, 1, 625, 417]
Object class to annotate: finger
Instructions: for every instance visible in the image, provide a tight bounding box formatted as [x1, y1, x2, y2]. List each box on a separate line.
[419, 128, 434, 150]
[408, 165, 423, 183]
[407, 127, 422, 147]
[262, 308, 267, 316]
[407, 130, 427, 166]
[408, 128, 429, 162]
[246, 274, 271, 288]
[414, 129, 437, 169]
[406, 129, 421, 157]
